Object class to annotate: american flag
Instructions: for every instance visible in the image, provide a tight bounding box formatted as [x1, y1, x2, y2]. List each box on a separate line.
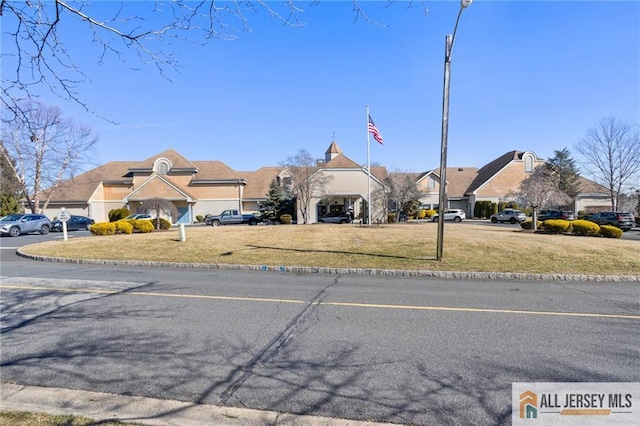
[368, 115, 383, 145]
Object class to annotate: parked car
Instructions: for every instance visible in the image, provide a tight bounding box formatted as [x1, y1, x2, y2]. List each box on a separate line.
[318, 212, 352, 224]
[0, 213, 52, 237]
[431, 209, 466, 223]
[585, 212, 633, 232]
[51, 215, 95, 232]
[537, 210, 575, 221]
[124, 214, 153, 220]
[490, 209, 527, 224]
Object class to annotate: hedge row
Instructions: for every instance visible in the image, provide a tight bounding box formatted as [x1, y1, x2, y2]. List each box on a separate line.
[90, 218, 155, 235]
[520, 219, 623, 238]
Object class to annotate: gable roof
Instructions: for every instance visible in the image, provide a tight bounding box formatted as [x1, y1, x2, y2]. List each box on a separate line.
[43, 161, 135, 202]
[191, 161, 245, 182]
[442, 167, 480, 198]
[465, 150, 525, 195]
[129, 148, 199, 172]
[240, 167, 283, 199]
[125, 174, 196, 202]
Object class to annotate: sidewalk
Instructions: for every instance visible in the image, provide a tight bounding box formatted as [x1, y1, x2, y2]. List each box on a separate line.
[1, 382, 399, 426]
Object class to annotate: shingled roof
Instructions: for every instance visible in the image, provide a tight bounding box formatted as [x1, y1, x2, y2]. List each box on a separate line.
[191, 161, 245, 182]
[240, 167, 283, 199]
[128, 148, 198, 172]
[464, 150, 524, 195]
[43, 161, 135, 201]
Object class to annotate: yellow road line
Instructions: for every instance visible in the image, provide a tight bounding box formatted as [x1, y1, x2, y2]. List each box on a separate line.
[2, 284, 639, 320]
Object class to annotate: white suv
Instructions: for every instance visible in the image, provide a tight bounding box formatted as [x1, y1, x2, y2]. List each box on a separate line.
[431, 209, 466, 223]
[490, 209, 527, 224]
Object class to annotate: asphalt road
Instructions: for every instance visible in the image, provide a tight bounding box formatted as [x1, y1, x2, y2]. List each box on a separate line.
[1, 233, 639, 425]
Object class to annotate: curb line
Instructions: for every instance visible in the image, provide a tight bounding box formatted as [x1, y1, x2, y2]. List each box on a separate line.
[15, 249, 640, 282]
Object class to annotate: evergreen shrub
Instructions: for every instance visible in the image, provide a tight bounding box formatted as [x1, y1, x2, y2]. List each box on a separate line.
[115, 221, 133, 234]
[542, 219, 572, 234]
[152, 218, 172, 230]
[571, 219, 600, 236]
[90, 222, 116, 236]
[599, 225, 623, 239]
[280, 214, 292, 225]
[520, 220, 542, 230]
[108, 208, 130, 222]
[136, 220, 154, 233]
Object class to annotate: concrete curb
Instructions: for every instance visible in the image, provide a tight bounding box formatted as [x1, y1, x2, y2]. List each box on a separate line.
[15, 249, 640, 282]
[1, 382, 395, 426]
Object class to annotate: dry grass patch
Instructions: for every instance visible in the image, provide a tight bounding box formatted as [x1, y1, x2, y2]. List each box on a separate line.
[20, 223, 640, 276]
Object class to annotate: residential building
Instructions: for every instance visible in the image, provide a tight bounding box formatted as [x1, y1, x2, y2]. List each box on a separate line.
[37, 147, 609, 223]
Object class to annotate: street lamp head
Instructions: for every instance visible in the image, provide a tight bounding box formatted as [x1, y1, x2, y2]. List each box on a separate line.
[461, 0, 473, 9]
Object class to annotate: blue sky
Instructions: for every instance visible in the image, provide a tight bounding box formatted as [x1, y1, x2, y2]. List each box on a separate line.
[8, 1, 640, 174]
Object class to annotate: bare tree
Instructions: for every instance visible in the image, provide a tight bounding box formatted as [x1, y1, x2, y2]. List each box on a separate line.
[284, 148, 332, 224]
[576, 117, 640, 210]
[385, 171, 422, 216]
[507, 166, 570, 231]
[0, 101, 98, 213]
[1, 1, 421, 120]
[139, 197, 178, 229]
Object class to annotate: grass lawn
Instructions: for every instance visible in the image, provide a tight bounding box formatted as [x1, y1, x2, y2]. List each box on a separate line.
[0, 411, 144, 426]
[19, 222, 640, 277]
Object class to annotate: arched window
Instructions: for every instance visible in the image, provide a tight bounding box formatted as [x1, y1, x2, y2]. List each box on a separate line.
[524, 155, 534, 173]
[157, 160, 169, 175]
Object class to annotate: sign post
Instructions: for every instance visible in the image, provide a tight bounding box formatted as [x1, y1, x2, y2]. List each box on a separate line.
[57, 207, 71, 241]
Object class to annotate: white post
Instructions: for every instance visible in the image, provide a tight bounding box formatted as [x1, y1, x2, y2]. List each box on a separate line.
[179, 223, 186, 242]
[62, 221, 68, 241]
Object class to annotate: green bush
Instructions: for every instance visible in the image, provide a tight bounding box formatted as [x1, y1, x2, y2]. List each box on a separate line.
[599, 225, 623, 238]
[90, 222, 116, 236]
[151, 218, 172, 230]
[388, 213, 397, 223]
[196, 215, 204, 223]
[115, 221, 133, 234]
[108, 208, 130, 222]
[280, 214, 292, 224]
[571, 219, 600, 236]
[542, 219, 572, 234]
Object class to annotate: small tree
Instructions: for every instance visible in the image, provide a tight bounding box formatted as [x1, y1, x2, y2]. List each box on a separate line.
[546, 148, 581, 202]
[284, 149, 332, 224]
[0, 142, 23, 215]
[508, 166, 570, 230]
[139, 198, 178, 230]
[385, 171, 422, 215]
[262, 179, 285, 223]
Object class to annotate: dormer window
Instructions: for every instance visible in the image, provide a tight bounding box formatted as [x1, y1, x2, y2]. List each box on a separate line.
[524, 154, 534, 173]
[155, 159, 171, 175]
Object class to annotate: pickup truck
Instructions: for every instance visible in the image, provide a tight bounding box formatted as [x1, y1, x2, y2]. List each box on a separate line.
[205, 210, 261, 226]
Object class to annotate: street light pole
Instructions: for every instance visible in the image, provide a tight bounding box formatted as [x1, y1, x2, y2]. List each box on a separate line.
[436, 0, 473, 261]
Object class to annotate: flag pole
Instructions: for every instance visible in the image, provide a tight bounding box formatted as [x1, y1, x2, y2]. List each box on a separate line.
[366, 105, 371, 226]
